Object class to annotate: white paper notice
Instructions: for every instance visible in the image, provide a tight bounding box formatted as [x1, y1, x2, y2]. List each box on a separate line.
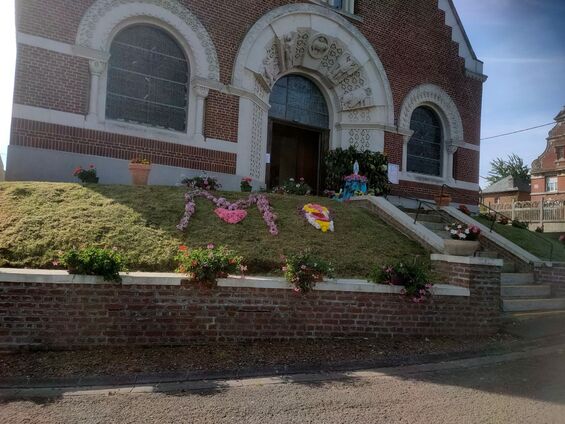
[388, 164, 399, 184]
[265, 153, 271, 164]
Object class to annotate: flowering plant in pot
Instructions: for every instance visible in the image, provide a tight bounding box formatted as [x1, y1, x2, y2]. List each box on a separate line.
[434, 193, 452, 207]
[443, 223, 481, 256]
[240, 177, 253, 192]
[181, 175, 221, 191]
[282, 250, 334, 294]
[73, 164, 99, 183]
[128, 158, 151, 186]
[369, 260, 433, 303]
[175, 244, 244, 285]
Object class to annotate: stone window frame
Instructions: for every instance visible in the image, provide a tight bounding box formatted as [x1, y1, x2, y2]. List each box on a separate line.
[309, 0, 360, 20]
[398, 84, 465, 187]
[75, 0, 220, 145]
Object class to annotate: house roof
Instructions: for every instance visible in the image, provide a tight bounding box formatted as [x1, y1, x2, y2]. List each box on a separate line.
[482, 175, 530, 195]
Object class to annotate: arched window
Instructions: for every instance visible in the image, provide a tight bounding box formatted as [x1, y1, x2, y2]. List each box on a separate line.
[407, 106, 443, 176]
[269, 75, 329, 129]
[106, 25, 189, 132]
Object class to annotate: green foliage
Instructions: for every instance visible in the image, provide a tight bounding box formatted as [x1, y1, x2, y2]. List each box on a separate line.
[486, 154, 530, 185]
[273, 178, 312, 195]
[369, 260, 433, 303]
[181, 175, 221, 191]
[73, 166, 99, 184]
[62, 247, 123, 282]
[175, 244, 243, 284]
[324, 147, 390, 195]
[283, 249, 334, 294]
[511, 220, 529, 229]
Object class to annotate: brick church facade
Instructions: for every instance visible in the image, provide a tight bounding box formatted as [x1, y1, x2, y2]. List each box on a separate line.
[7, 0, 485, 201]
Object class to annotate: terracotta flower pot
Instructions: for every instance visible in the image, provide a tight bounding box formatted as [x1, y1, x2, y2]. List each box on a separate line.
[128, 163, 151, 186]
[434, 194, 452, 207]
[444, 239, 480, 256]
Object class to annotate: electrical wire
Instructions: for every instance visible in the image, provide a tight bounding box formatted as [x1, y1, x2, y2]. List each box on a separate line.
[481, 122, 554, 141]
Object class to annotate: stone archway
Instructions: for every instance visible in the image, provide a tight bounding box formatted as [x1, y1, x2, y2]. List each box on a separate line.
[232, 3, 394, 184]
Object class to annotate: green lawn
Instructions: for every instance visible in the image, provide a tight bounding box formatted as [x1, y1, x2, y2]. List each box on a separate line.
[474, 216, 565, 262]
[0, 182, 428, 277]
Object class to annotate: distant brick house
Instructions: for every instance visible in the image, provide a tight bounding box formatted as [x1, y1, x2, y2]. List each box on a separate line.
[531, 106, 565, 202]
[481, 175, 530, 206]
[7, 0, 485, 202]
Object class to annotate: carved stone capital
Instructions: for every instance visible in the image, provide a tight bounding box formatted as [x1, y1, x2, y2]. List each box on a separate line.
[89, 60, 107, 76]
[193, 85, 210, 98]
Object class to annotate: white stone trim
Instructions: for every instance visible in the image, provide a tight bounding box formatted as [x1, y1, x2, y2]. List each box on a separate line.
[76, 0, 219, 80]
[431, 254, 503, 267]
[12, 104, 239, 154]
[17, 32, 74, 56]
[398, 83, 466, 185]
[437, 0, 485, 77]
[398, 171, 480, 192]
[0, 269, 468, 297]
[442, 206, 541, 264]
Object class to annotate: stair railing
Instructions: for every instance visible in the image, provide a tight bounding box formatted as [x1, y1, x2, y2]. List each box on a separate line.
[440, 184, 553, 261]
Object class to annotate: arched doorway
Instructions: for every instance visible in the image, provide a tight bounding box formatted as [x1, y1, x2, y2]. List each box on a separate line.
[267, 75, 330, 192]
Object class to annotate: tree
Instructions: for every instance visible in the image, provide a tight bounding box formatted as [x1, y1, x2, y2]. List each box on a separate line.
[486, 153, 530, 185]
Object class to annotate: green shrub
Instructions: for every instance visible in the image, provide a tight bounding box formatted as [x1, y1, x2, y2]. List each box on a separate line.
[369, 260, 433, 303]
[324, 146, 390, 196]
[62, 247, 123, 282]
[511, 219, 528, 229]
[282, 250, 334, 294]
[175, 244, 243, 284]
[181, 175, 221, 191]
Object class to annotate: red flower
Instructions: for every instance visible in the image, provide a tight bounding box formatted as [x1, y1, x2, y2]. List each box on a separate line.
[179, 245, 188, 251]
[89, 164, 95, 169]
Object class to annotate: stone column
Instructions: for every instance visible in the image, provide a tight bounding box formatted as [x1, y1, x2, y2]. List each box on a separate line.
[193, 85, 209, 143]
[87, 60, 107, 121]
[446, 143, 459, 183]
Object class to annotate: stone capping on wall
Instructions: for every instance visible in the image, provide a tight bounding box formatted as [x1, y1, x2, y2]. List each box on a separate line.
[0, 269, 469, 297]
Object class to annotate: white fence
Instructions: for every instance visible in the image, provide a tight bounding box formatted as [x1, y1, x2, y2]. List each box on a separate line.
[486, 200, 565, 223]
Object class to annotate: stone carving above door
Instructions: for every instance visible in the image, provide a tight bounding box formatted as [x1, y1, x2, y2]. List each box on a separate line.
[259, 28, 374, 112]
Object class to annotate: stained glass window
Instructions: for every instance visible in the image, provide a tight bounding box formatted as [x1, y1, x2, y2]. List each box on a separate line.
[106, 25, 189, 132]
[407, 107, 443, 176]
[269, 75, 329, 129]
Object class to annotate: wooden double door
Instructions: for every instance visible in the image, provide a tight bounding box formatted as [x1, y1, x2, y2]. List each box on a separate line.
[267, 119, 329, 194]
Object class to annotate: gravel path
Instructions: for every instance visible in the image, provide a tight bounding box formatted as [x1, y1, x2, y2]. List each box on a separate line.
[1, 349, 564, 423]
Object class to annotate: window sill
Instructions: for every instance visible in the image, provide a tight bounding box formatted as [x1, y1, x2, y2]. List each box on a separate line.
[308, 0, 363, 22]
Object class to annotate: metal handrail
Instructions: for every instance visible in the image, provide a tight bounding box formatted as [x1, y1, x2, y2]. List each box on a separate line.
[440, 184, 554, 261]
[393, 194, 452, 226]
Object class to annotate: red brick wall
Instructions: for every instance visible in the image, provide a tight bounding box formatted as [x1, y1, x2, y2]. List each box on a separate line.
[391, 181, 478, 205]
[535, 263, 565, 297]
[14, 45, 89, 115]
[0, 265, 500, 350]
[205, 92, 239, 143]
[11, 118, 237, 174]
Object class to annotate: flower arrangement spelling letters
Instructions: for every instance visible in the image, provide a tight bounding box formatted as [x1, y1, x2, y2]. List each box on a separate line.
[302, 203, 334, 233]
[177, 189, 278, 235]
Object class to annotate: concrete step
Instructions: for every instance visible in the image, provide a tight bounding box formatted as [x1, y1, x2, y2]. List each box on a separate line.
[421, 221, 446, 231]
[501, 285, 552, 298]
[502, 298, 565, 312]
[432, 230, 452, 240]
[406, 212, 444, 223]
[501, 273, 535, 285]
[503, 310, 565, 338]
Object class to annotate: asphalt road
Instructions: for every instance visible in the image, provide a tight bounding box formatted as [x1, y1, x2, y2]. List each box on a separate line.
[1, 350, 565, 424]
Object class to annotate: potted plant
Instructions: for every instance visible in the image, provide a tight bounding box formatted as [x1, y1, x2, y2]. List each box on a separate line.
[369, 260, 433, 303]
[128, 158, 151, 186]
[73, 165, 99, 183]
[282, 250, 334, 294]
[240, 177, 253, 192]
[444, 223, 481, 256]
[175, 244, 244, 286]
[434, 193, 452, 207]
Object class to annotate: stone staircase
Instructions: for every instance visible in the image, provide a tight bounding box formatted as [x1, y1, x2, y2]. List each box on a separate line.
[401, 207, 565, 314]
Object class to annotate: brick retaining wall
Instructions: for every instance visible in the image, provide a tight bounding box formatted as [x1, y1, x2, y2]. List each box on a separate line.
[535, 263, 565, 297]
[0, 257, 501, 350]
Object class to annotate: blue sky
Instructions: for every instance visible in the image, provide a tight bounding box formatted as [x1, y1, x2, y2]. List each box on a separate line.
[0, 1, 564, 187]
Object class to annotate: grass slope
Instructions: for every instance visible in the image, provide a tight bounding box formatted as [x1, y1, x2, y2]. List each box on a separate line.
[474, 216, 565, 262]
[0, 182, 427, 277]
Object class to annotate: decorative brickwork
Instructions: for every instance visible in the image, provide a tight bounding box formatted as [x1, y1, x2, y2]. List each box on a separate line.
[0, 269, 500, 350]
[11, 119, 237, 174]
[204, 91, 239, 143]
